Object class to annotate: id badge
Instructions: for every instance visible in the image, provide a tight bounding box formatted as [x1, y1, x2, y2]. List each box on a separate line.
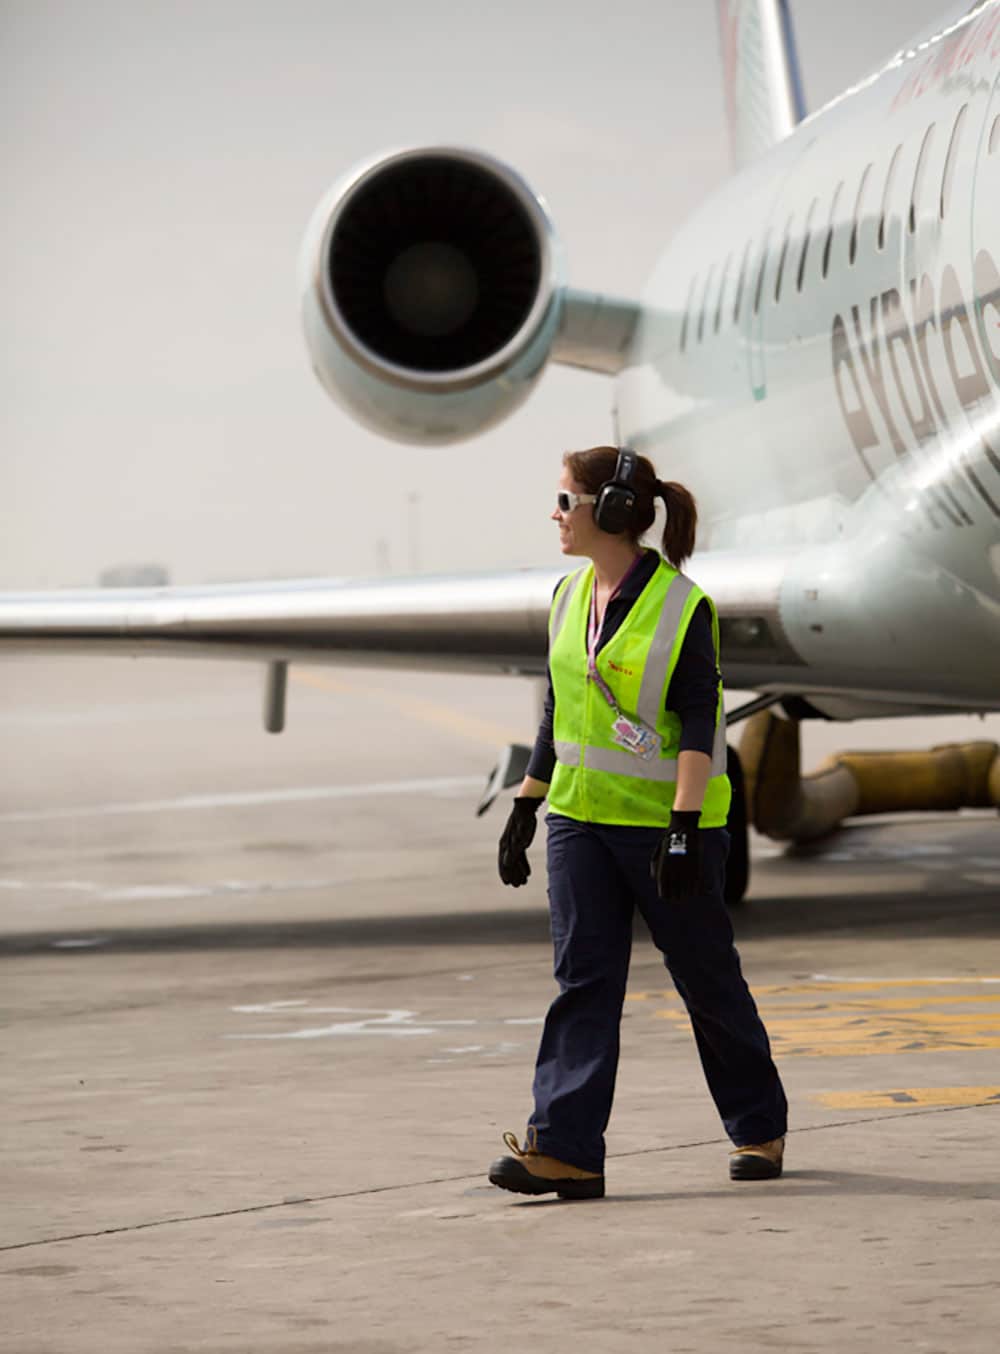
[611, 712, 661, 761]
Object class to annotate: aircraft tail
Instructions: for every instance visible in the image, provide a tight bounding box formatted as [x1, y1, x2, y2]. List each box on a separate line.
[717, 0, 806, 170]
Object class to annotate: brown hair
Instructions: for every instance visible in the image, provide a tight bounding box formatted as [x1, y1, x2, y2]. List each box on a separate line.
[562, 445, 697, 569]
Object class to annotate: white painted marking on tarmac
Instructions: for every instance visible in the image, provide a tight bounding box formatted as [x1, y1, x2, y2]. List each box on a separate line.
[229, 1007, 437, 1039]
[429, 1039, 523, 1063]
[105, 884, 214, 901]
[101, 880, 339, 902]
[232, 1000, 311, 1012]
[227, 1001, 538, 1048]
[0, 880, 97, 894]
[0, 775, 482, 824]
[0, 877, 351, 904]
[50, 937, 108, 949]
[227, 1003, 478, 1040]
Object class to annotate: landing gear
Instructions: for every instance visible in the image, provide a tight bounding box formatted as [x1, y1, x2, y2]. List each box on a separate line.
[724, 744, 749, 905]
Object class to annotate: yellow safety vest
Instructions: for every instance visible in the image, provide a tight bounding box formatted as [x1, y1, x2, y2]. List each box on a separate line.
[547, 554, 731, 828]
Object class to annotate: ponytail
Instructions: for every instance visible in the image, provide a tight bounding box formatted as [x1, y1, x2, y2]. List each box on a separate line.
[657, 480, 697, 570]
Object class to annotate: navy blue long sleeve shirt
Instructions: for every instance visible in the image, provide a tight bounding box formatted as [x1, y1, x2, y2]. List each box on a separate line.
[525, 549, 721, 784]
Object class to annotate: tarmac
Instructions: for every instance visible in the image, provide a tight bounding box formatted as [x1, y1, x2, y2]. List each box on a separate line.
[2, 655, 999, 1354]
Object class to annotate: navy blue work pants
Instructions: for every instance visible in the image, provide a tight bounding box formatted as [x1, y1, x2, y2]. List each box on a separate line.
[528, 814, 788, 1175]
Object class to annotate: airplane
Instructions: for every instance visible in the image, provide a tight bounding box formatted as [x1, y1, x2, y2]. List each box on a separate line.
[3, 0, 999, 904]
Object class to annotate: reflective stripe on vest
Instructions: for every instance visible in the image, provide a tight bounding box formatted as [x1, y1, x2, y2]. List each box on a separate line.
[549, 570, 586, 645]
[635, 573, 695, 730]
[556, 712, 728, 782]
[554, 738, 679, 782]
[710, 694, 728, 777]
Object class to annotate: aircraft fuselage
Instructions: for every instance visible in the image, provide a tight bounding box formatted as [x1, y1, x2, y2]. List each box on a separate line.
[619, 2, 1000, 709]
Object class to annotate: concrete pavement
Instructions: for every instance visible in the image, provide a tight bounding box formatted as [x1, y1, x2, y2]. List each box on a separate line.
[2, 657, 999, 1353]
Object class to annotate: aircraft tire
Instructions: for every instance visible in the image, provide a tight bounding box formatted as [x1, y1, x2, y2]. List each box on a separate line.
[724, 744, 749, 906]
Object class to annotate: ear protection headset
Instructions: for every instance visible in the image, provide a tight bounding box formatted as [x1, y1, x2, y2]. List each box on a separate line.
[593, 448, 639, 534]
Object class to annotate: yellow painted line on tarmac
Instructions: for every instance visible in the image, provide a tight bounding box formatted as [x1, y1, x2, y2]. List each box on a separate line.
[805, 977, 1000, 989]
[750, 994, 1000, 1012]
[626, 981, 1000, 1002]
[733, 1012, 1000, 1029]
[290, 669, 356, 695]
[633, 994, 1000, 1015]
[786, 1039, 1000, 1057]
[290, 669, 523, 750]
[630, 977, 1000, 1058]
[652, 1015, 1000, 1056]
[815, 1087, 1000, 1110]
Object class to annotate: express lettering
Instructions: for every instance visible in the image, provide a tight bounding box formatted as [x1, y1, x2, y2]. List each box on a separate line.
[831, 250, 1000, 522]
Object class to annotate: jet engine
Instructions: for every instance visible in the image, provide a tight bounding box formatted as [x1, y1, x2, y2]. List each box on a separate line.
[299, 147, 565, 444]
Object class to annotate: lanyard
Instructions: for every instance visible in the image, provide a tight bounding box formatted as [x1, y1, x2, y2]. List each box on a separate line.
[586, 553, 644, 711]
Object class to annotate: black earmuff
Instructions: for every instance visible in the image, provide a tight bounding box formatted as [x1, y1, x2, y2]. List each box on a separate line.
[594, 449, 638, 534]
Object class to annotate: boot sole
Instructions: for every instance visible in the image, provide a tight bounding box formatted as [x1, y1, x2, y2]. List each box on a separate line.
[729, 1155, 783, 1181]
[489, 1159, 605, 1200]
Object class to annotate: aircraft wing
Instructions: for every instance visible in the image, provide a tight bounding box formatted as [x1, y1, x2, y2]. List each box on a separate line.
[0, 568, 559, 676]
[5, 545, 993, 721]
[0, 544, 894, 697]
[0, 548, 799, 679]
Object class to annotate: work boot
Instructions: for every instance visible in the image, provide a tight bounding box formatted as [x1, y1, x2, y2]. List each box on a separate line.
[488, 1128, 605, 1200]
[729, 1136, 785, 1181]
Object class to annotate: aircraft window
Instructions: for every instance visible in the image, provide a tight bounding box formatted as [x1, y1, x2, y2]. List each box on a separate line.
[849, 164, 872, 265]
[796, 198, 817, 292]
[679, 275, 697, 352]
[732, 242, 750, 323]
[940, 104, 968, 218]
[909, 123, 935, 233]
[752, 237, 770, 317]
[878, 145, 902, 251]
[822, 183, 843, 279]
[990, 114, 1000, 155]
[713, 253, 732, 334]
[696, 265, 715, 343]
[774, 215, 793, 303]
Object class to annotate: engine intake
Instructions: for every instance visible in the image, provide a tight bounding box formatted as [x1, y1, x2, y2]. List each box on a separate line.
[299, 147, 564, 443]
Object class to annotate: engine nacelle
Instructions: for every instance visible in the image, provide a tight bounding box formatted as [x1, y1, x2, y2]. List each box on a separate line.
[298, 147, 565, 444]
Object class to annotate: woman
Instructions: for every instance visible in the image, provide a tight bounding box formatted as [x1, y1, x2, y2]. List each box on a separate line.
[490, 445, 787, 1200]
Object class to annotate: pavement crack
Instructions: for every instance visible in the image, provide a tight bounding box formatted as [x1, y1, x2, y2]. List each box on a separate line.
[3, 1098, 997, 1254]
[0, 1174, 478, 1253]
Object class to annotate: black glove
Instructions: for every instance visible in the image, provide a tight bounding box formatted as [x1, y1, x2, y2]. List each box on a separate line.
[651, 810, 703, 903]
[498, 797, 542, 887]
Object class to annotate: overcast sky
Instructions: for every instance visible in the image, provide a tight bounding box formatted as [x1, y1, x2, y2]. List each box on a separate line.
[2, 0, 949, 588]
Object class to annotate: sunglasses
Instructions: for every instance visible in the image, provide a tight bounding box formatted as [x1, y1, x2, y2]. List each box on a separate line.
[557, 491, 597, 513]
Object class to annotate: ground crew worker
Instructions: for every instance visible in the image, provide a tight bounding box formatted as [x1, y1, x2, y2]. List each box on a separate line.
[489, 445, 787, 1200]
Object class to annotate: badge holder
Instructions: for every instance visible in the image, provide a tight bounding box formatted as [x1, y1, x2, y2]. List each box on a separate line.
[610, 711, 661, 761]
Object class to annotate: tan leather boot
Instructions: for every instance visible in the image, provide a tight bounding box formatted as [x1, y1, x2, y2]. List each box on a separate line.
[489, 1128, 605, 1199]
[729, 1136, 785, 1180]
